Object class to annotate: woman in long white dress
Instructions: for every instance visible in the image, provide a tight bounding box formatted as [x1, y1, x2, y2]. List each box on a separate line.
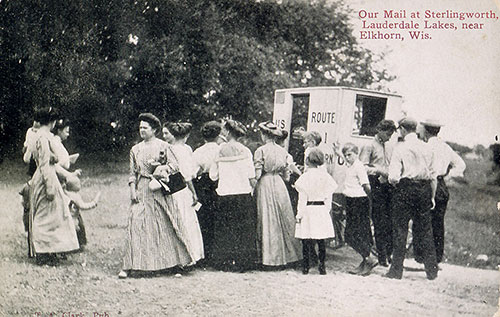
[51, 118, 91, 248]
[254, 122, 302, 267]
[166, 122, 204, 263]
[29, 107, 80, 265]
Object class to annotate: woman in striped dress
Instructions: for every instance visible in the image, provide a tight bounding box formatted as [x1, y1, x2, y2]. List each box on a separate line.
[118, 113, 194, 278]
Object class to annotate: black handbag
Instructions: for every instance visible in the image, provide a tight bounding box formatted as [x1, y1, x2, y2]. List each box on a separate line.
[158, 147, 186, 195]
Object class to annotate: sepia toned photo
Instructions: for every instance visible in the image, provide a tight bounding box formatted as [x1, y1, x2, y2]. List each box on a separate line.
[0, 0, 499, 315]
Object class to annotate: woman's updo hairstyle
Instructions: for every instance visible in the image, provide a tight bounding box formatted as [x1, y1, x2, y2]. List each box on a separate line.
[201, 121, 221, 141]
[167, 122, 193, 138]
[276, 129, 288, 145]
[34, 106, 59, 125]
[224, 119, 247, 138]
[138, 113, 161, 132]
[52, 118, 70, 134]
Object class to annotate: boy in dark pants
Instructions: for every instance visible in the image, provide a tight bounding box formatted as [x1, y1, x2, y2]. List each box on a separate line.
[342, 143, 377, 276]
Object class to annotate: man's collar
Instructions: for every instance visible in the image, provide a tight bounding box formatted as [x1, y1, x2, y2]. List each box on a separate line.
[404, 132, 418, 141]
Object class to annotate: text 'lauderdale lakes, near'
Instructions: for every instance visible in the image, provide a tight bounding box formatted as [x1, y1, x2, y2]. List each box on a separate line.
[358, 9, 498, 41]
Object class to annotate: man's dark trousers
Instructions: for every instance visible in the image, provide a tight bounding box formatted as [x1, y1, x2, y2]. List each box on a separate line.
[388, 178, 438, 279]
[414, 176, 449, 264]
[369, 175, 393, 264]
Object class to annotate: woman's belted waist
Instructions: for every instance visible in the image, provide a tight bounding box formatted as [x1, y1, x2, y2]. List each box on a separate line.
[263, 171, 281, 176]
[306, 201, 325, 206]
[399, 178, 430, 186]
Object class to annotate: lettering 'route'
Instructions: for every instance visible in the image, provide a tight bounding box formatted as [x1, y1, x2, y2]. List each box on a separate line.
[310, 112, 335, 124]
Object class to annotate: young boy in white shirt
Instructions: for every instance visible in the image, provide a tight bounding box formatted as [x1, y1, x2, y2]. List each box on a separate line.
[342, 143, 377, 276]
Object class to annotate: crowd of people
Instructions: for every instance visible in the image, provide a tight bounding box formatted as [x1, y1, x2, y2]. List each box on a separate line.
[21, 108, 466, 281]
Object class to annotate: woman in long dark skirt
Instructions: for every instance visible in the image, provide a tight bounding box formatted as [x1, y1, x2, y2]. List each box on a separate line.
[192, 121, 222, 263]
[209, 120, 258, 272]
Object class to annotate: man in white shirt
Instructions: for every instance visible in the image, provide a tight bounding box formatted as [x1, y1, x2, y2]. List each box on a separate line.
[359, 119, 396, 267]
[386, 118, 438, 280]
[414, 119, 466, 264]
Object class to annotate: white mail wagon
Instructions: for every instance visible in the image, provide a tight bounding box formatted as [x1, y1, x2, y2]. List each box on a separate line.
[272, 86, 403, 188]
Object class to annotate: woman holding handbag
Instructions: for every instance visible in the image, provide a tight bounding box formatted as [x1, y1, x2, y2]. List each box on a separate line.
[167, 122, 205, 264]
[118, 113, 195, 278]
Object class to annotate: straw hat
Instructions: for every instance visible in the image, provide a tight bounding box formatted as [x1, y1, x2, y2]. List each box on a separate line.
[258, 121, 281, 137]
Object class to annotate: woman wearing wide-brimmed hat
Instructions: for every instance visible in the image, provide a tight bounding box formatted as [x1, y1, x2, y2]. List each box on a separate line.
[254, 121, 302, 267]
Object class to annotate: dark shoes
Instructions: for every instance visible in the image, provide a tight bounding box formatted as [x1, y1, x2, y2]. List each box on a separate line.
[302, 262, 326, 275]
[378, 257, 388, 267]
[319, 263, 327, 275]
[348, 258, 377, 276]
[36, 254, 59, 266]
[348, 260, 366, 275]
[378, 254, 392, 267]
[384, 271, 402, 280]
[426, 271, 438, 280]
[359, 258, 378, 276]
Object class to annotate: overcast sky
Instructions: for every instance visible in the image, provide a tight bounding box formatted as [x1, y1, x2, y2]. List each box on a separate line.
[344, 0, 500, 146]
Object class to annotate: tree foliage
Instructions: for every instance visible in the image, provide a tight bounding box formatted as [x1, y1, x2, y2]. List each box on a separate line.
[0, 0, 392, 155]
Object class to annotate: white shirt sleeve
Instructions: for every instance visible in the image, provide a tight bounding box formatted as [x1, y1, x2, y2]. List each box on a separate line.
[388, 146, 402, 185]
[448, 147, 466, 178]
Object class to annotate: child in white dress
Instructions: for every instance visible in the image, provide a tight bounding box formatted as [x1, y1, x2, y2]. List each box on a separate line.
[294, 148, 337, 275]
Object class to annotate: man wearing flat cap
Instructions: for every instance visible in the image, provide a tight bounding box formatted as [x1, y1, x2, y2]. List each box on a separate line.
[386, 117, 438, 280]
[413, 119, 466, 265]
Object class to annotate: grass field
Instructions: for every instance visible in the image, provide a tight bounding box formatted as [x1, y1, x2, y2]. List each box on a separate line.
[0, 155, 498, 315]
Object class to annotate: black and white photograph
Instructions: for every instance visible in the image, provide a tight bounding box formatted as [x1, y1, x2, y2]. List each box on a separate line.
[0, 0, 499, 315]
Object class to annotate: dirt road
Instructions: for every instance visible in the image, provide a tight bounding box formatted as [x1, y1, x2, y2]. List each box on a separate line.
[1, 170, 498, 316]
